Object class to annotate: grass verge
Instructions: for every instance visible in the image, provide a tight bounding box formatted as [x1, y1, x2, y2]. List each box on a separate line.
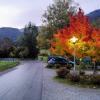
[0, 61, 19, 71]
[54, 76, 100, 89]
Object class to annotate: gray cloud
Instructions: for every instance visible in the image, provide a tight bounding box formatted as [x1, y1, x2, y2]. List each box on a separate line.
[0, 0, 99, 28]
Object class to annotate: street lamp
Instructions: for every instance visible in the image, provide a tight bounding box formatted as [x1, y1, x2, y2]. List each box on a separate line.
[70, 36, 78, 71]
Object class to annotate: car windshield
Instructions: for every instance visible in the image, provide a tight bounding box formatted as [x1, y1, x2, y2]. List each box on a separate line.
[55, 58, 67, 62]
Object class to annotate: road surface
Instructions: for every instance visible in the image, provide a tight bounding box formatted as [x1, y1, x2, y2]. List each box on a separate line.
[0, 61, 43, 100]
[0, 60, 100, 100]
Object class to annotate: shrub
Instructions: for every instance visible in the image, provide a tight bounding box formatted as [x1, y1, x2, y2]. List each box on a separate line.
[58, 64, 71, 69]
[38, 56, 43, 61]
[78, 62, 87, 70]
[79, 75, 90, 83]
[67, 72, 80, 82]
[79, 70, 85, 75]
[80, 75, 100, 85]
[90, 75, 100, 85]
[47, 64, 70, 69]
[46, 64, 62, 69]
[56, 67, 70, 78]
[46, 64, 54, 68]
[54, 64, 61, 68]
[43, 56, 48, 62]
[66, 64, 72, 70]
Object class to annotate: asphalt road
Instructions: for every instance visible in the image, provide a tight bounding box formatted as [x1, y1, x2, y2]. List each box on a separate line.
[0, 61, 100, 100]
[0, 61, 43, 100]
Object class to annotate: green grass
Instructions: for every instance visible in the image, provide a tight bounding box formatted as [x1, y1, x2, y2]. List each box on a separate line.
[54, 76, 78, 86]
[38, 56, 48, 62]
[0, 61, 19, 71]
[54, 76, 100, 89]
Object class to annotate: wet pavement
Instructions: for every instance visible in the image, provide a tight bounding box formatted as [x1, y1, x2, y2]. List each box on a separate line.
[0, 60, 100, 100]
[0, 61, 43, 100]
[42, 64, 100, 100]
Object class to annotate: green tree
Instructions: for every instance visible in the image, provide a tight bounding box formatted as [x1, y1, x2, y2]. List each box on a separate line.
[10, 47, 29, 58]
[92, 18, 100, 28]
[37, 0, 77, 50]
[18, 22, 39, 58]
[42, 0, 77, 38]
[0, 37, 14, 57]
[37, 26, 50, 49]
[18, 47, 29, 58]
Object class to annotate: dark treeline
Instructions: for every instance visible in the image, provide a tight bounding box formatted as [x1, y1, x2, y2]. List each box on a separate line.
[0, 22, 39, 58]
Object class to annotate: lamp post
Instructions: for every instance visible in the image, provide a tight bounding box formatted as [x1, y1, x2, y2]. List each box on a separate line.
[70, 36, 78, 71]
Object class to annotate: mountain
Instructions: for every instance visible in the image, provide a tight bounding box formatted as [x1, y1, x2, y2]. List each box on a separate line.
[87, 9, 100, 28]
[87, 9, 100, 21]
[0, 27, 23, 41]
[20, 28, 24, 33]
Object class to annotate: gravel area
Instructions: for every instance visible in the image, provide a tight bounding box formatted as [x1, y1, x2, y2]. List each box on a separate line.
[42, 63, 100, 100]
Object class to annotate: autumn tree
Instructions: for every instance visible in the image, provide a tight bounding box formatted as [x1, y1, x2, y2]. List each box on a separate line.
[50, 9, 100, 62]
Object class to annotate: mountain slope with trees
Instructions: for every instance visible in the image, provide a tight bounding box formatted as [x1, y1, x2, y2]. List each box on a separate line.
[0, 27, 22, 41]
[87, 9, 100, 28]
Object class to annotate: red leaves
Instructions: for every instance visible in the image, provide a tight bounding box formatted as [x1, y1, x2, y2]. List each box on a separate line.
[50, 9, 100, 59]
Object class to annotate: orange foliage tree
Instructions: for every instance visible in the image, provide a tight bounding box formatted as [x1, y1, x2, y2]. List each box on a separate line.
[50, 9, 100, 61]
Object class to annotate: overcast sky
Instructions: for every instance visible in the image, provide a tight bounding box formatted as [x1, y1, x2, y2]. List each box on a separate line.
[0, 0, 99, 28]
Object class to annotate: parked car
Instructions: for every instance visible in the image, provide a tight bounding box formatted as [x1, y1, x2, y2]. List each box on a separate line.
[48, 56, 74, 66]
[68, 60, 74, 66]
